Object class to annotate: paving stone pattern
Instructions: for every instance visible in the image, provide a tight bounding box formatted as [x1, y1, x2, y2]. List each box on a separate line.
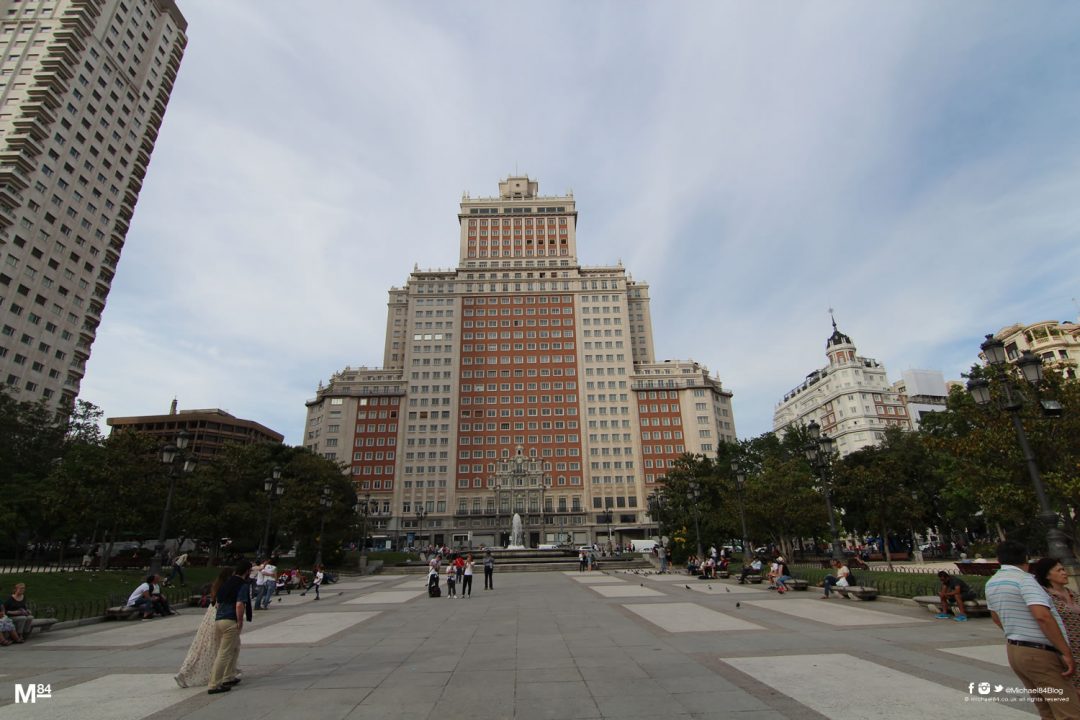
[0, 570, 1032, 719]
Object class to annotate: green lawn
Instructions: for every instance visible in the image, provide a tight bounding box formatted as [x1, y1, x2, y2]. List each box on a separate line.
[788, 564, 988, 599]
[3, 567, 225, 622]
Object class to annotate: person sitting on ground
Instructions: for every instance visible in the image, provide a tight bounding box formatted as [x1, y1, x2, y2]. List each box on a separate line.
[739, 557, 763, 584]
[3, 583, 33, 639]
[821, 559, 850, 599]
[936, 571, 976, 621]
[0, 605, 22, 645]
[126, 575, 157, 619]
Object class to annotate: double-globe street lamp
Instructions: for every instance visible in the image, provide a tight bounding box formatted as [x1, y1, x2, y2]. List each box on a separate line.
[314, 486, 332, 566]
[729, 459, 752, 566]
[804, 421, 844, 560]
[354, 493, 372, 570]
[415, 507, 429, 550]
[687, 480, 704, 561]
[150, 430, 196, 577]
[967, 334, 1075, 579]
[257, 466, 284, 559]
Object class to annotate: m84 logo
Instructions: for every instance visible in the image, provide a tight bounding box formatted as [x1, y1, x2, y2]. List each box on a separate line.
[14, 683, 52, 704]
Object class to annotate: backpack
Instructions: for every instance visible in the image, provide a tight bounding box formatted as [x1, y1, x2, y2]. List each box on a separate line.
[847, 571, 858, 586]
[429, 584, 441, 598]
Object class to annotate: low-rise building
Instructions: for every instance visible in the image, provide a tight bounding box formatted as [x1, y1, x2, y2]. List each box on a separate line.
[108, 399, 283, 460]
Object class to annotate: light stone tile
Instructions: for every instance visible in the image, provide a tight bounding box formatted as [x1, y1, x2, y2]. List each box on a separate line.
[0, 674, 200, 720]
[624, 602, 765, 633]
[34, 614, 203, 648]
[939, 644, 1009, 667]
[243, 611, 379, 645]
[741, 599, 930, 626]
[719, 653, 1031, 719]
[685, 582, 769, 595]
[345, 590, 427, 605]
[588, 584, 665, 598]
[569, 575, 625, 584]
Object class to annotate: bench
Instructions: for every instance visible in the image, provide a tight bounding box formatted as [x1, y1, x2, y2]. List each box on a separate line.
[30, 618, 59, 633]
[743, 574, 763, 584]
[786, 579, 809, 591]
[717, 570, 730, 579]
[913, 595, 991, 617]
[823, 585, 878, 600]
[106, 605, 139, 620]
[867, 553, 909, 562]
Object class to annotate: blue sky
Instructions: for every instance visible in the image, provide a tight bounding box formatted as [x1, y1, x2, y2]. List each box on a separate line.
[79, 1, 1080, 444]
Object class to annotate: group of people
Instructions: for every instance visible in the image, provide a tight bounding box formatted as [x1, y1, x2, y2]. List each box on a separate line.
[0, 584, 33, 645]
[126, 574, 178, 619]
[427, 552, 493, 597]
[983, 541, 1080, 719]
[687, 554, 729, 579]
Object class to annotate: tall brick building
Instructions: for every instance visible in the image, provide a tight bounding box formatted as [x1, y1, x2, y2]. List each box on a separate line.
[305, 176, 736, 548]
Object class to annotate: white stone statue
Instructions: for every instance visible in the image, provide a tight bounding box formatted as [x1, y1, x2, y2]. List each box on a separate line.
[508, 513, 525, 549]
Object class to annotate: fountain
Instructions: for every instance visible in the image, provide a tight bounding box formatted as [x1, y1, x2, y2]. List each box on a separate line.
[507, 513, 526, 550]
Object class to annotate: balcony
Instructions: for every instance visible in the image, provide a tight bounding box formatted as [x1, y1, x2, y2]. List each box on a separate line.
[0, 165, 31, 191]
[12, 116, 48, 140]
[0, 183, 24, 208]
[6, 132, 44, 158]
[21, 101, 57, 126]
[26, 84, 61, 109]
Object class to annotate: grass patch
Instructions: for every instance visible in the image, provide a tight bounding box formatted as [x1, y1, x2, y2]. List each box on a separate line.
[789, 564, 988, 599]
[4, 567, 226, 622]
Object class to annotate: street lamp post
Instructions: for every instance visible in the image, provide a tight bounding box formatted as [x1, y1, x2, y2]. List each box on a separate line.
[804, 421, 843, 560]
[688, 480, 704, 561]
[151, 430, 195, 577]
[354, 492, 371, 571]
[730, 459, 751, 567]
[258, 466, 284, 559]
[540, 479, 548, 547]
[314, 486, 332, 566]
[968, 334, 1076, 579]
[415, 507, 428, 551]
[492, 481, 502, 547]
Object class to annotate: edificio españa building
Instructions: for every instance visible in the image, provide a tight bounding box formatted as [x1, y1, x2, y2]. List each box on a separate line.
[304, 176, 736, 549]
[0, 0, 185, 408]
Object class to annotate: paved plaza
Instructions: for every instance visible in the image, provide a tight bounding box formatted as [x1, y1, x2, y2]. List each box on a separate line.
[0, 570, 1040, 719]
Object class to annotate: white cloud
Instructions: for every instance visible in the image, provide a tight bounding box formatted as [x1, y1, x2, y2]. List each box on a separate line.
[79, 0, 1080, 443]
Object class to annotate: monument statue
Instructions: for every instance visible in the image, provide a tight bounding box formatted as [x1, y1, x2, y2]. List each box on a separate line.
[508, 513, 525, 549]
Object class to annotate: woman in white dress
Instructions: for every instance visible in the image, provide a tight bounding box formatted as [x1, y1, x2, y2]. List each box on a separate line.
[175, 568, 242, 688]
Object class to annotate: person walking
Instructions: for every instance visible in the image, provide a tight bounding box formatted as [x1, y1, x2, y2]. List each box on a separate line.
[462, 554, 474, 598]
[207, 561, 252, 695]
[176, 568, 240, 689]
[483, 551, 495, 590]
[1033, 557, 1080, 691]
[985, 541, 1080, 719]
[657, 544, 668, 574]
[300, 564, 324, 600]
[164, 552, 188, 587]
[578, 549, 587, 572]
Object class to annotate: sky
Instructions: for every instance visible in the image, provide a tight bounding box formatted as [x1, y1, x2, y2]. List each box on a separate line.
[79, 0, 1080, 445]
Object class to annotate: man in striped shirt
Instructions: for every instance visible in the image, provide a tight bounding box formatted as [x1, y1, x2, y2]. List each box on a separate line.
[985, 540, 1080, 719]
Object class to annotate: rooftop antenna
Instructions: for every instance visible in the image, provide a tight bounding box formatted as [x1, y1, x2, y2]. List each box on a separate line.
[828, 306, 837, 331]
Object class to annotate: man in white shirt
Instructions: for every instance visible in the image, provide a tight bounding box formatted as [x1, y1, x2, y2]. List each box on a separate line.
[126, 575, 155, 620]
[986, 540, 1079, 719]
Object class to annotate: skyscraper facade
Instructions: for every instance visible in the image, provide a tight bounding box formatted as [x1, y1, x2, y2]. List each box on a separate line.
[305, 176, 736, 549]
[0, 0, 186, 408]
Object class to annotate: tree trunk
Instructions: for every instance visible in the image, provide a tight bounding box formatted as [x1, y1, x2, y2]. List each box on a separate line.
[996, 522, 1007, 542]
[100, 524, 115, 571]
[882, 523, 893, 572]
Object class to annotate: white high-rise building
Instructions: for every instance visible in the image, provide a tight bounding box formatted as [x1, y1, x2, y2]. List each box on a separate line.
[773, 319, 910, 456]
[304, 176, 737, 548]
[0, 0, 186, 408]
